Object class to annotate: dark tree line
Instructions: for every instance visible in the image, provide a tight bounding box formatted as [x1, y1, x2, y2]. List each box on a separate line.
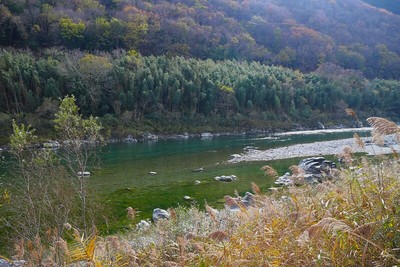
[1, 49, 399, 136]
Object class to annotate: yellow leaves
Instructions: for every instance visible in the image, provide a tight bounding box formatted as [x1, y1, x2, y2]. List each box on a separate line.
[127, 49, 139, 57]
[79, 54, 113, 73]
[59, 18, 86, 41]
[66, 229, 99, 266]
[219, 84, 234, 93]
[0, 189, 10, 206]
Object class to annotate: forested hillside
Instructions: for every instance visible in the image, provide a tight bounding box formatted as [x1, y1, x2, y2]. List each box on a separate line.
[1, 49, 399, 141]
[1, 0, 400, 140]
[1, 0, 400, 79]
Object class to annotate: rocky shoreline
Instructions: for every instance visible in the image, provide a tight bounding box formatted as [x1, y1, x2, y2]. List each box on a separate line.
[229, 135, 400, 163]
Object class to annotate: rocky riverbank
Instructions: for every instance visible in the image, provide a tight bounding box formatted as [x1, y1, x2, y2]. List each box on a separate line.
[229, 134, 400, 163]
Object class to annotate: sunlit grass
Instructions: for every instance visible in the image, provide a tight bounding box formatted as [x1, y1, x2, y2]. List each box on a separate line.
[53, 154, 399, 266]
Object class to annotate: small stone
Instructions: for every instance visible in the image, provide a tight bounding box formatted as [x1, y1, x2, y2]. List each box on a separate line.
[152, 208, 170, 222]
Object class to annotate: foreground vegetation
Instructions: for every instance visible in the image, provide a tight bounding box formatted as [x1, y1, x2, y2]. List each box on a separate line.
[1, 115, 400, 266]
[3, 146, 400, 266]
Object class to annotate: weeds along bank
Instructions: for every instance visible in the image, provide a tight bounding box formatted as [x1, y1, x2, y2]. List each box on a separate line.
[1, 117, 400, 266]
[3, 152, 400, 266]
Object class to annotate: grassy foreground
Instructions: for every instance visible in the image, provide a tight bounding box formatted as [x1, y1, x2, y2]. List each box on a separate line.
[7, 152, 400, 266]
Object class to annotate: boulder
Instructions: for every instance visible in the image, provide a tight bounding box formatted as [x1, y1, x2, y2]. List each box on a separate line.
[152, 208, 170, 222]
[299, 157, 336, 175]
[193, 167, 204, 172]
[229, 154, 242, 160]
[43, 140, 61, 149]
[241, 192, 254, 207]
[276, 157, 337, 186]
[0, 260, 25, 267]
[201, 133, 213, 139]
[225, 192, 255, 211]
[243, 146, 259, 151]
[275, 172, 292, 186]
[149, 171, 158, 175]
[125, 135, 137, 142]
[144, 133, 159, 140]
[214, 175, 237, 182]
[183, 196, 191, 200]
[136, 220, 151, 229]
[77, 171, 91, 177]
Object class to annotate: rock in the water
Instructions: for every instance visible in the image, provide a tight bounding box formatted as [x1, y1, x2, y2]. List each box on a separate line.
[201, 133, 213, 139]
[243, 146, 259, 151]
[125, 135, 137, 142]
[144, 133, 159, 140]
[229, 154, 242, 160]
[214, 175, 237, 182]
[77, 171, 91, 177]
[152, 208, 170, 222]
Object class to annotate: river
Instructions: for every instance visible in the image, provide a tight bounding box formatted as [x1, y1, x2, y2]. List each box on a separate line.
[89, 130, 361, 230]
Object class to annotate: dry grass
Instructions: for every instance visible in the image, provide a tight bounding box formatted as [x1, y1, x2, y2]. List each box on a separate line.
[260, 165, 278, 177]
[8, 117, 400, 266]
[40, 156, 397, 267]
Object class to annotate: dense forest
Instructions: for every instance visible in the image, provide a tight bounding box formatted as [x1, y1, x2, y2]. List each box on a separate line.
[1, 0, 400, 79]
[0, 49, 399, 140]
[0, 0, 400, 140]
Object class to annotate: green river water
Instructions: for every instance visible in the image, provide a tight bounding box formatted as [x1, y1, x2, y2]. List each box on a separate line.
[88, 131, 355, 230]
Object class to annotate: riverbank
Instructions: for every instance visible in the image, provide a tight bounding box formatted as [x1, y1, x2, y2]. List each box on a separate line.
[229, 128, 400, 163]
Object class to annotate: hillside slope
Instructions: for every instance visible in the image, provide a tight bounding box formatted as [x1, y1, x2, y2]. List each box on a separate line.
[1, 0, 400, 78]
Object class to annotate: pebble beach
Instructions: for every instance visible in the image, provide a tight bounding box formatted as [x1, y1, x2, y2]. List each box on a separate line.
[229, 128, 399, 163]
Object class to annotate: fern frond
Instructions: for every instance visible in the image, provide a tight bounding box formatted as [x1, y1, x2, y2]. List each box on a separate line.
[67, 235, 97, 264]
[114, 253, 131, 267]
